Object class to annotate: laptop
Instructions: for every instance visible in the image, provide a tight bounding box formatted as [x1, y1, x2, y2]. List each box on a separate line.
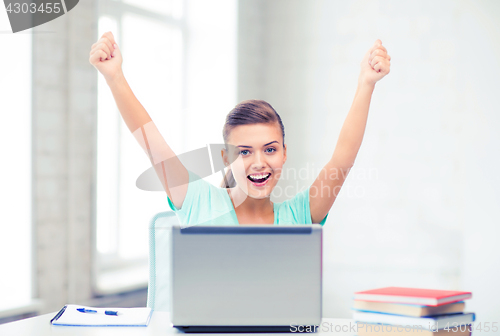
[170, 225, 323, 332]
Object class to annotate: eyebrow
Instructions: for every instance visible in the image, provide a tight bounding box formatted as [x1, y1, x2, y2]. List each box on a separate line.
[237, 141, 279, 149]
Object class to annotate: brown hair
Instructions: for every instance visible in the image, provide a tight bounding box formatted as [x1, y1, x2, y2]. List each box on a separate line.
[220, 99, 285, 188]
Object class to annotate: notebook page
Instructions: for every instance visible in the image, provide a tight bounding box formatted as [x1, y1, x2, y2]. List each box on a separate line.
[52, 304, 152, 326]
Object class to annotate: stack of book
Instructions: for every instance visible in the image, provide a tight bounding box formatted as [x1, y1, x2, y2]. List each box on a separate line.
[352, 287, 474, 335]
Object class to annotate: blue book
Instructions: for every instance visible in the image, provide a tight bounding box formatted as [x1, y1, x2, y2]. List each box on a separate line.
[353, 311, 475, 330]
[352, 300, 465, 317]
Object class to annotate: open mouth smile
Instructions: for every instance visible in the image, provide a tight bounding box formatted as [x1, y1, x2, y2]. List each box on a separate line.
[247, 173, 271, 186]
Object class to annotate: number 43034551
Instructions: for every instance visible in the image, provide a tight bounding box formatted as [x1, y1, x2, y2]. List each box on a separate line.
[6, 2, 61, 14]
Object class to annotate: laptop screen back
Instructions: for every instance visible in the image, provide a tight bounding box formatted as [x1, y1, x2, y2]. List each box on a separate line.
[170, 225, 322, 327]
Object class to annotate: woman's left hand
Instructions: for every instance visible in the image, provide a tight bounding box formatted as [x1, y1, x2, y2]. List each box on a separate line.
[359, 39, 391, 86]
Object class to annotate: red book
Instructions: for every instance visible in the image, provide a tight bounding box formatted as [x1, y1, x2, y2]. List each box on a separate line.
[354, 287, 472, 306]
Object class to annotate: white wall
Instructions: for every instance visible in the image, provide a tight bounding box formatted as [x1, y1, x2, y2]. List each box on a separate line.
[238, 0, 500, 329]
[182, 0, 237, 187]
[184, 0, 238, 149]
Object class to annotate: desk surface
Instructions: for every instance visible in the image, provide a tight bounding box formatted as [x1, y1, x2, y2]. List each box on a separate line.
[0, 312, 356, 335]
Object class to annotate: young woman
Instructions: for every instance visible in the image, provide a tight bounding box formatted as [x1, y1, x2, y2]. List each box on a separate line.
[89, 32, 391, 226]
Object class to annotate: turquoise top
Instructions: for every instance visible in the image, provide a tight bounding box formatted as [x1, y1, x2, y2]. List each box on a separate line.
[167, 170, 328, 226]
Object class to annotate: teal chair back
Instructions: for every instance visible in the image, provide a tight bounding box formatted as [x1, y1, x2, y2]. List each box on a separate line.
[147, 211, 178, 312]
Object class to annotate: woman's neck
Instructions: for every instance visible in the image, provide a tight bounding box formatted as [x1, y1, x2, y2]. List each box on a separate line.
[227, 187, 274, 223]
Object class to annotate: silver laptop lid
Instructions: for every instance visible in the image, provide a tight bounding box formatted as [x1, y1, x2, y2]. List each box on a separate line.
[170, 225, 322, 327]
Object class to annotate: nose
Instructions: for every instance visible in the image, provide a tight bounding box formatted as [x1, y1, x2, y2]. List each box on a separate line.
[250, 151, 266, 170]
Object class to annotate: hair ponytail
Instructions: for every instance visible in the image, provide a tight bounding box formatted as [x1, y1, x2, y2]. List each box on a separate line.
[220, 168, 236, 188]
[220, 99, 285, 188]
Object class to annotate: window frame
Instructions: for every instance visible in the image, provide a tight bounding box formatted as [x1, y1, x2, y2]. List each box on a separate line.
[94, 0, 188, 295]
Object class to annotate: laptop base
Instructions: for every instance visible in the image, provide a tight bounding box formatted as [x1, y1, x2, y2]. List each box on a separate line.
[174, 325, 318, 333]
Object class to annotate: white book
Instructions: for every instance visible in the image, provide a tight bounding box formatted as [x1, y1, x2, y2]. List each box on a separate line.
[353, 311, 475, 331]
[50, 304, 153, 327]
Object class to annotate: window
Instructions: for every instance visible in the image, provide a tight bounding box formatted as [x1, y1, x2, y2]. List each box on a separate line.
[96, 0, 185, 293]
[95, 0, 237, 293]
[0, 13, 32, 308]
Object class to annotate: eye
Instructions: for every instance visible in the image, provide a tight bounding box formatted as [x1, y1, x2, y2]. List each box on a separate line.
[239, 149, 250, 156]
[265, 147, 276, 153]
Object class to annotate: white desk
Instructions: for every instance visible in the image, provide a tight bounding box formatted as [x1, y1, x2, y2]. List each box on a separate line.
[0, 312, 357, 335]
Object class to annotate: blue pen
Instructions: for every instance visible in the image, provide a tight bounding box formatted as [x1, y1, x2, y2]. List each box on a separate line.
[77, 308, 97, 313]
[77, 308, 119, 316]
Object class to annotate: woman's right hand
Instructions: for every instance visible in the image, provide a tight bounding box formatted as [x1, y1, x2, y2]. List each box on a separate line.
[89, 32, 123, 82]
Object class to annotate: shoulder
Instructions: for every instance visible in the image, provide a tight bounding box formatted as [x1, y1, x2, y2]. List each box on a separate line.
[167, 170, 232, 224]
[275, 187, 329, 225]
[275, 188, 311, 225]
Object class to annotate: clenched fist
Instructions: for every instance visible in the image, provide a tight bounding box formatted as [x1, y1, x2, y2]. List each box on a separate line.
[89, 32, 123, 82]
[359, 39, 391, 86]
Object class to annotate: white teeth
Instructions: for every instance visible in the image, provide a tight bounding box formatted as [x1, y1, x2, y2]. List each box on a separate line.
[249, 173, 270, 179]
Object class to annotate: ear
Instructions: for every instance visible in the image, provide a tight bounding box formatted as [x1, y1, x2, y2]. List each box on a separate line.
[283, 144, 287, 164]
[221, 148, 229, 167]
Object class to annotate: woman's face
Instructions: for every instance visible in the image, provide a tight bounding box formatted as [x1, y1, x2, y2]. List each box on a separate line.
[223, 123, 287, 199]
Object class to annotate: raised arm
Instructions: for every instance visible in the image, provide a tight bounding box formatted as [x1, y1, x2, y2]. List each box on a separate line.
[309, 39, 391, 223]
[89, 32, 189, 209]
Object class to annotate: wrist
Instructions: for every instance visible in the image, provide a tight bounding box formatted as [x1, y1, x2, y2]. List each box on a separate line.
[357, 76, 376, 90]
[105, 70, 126, 87]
